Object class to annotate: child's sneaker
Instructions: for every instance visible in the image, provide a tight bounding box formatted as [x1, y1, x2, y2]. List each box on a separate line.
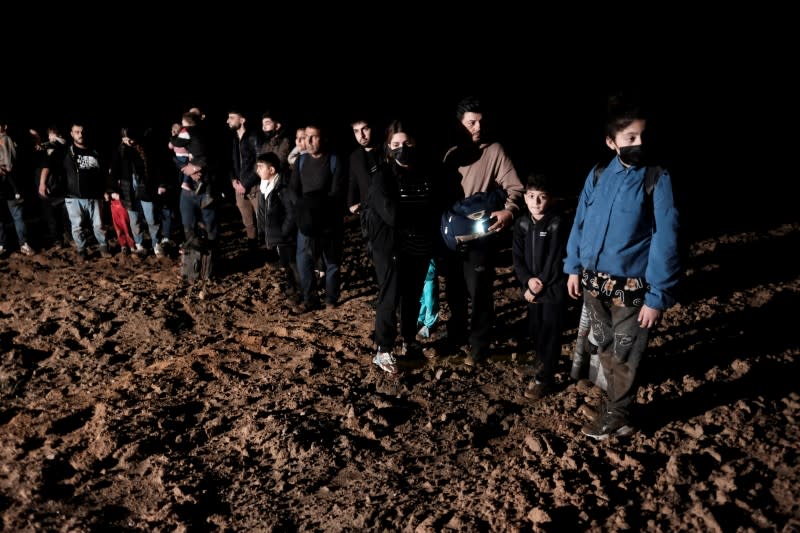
[372, 349, 397, 374]
[20, 243, 35, 256]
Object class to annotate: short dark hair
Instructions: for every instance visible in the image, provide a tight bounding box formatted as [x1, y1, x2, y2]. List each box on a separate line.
[456, 96, 483, 121]
[261, 110, 280, 123]
[606, 92, 648, 138]
[525, 172, 553, 194]
[256, 151, 281, 170]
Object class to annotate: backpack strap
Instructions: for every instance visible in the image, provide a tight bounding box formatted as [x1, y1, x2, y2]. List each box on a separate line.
[592, 159, 664, 198]
[298, 153, 337, 175]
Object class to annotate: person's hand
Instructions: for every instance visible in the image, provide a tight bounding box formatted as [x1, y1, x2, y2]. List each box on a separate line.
[567, 274, 582, 300]
[524, 289, 537, 303]
[38, 182, 48, 197]
[349, 203, 359, 214]
[232, 179, 246, 195]
[638, 305, 662, 329]
[158, 186, 167, 195]
[111, 192, 120, 201]
[528, 277, 543, 294]
[488, 209, 513, 232]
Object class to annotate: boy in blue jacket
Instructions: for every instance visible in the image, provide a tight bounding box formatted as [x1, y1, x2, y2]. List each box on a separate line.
[564, 96, 681, 440]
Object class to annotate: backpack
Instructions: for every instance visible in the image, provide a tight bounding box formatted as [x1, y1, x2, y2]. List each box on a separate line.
[440, 189, 507, 251]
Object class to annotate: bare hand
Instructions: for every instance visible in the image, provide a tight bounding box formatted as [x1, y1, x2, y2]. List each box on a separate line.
[638, 305, 662, 329]
[488, 209, 513, 232]
[528, 277, 543, 294]
[567, 274, 582, 300]
[349, 203, 359, 214]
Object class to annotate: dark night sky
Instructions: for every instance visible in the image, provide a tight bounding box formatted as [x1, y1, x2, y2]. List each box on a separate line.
[6, 13, 793, 238]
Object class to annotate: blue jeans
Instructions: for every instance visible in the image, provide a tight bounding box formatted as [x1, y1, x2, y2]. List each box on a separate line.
[0, 199, 29, 247]
[179, 189, 217, 241]
[65, 198, 107, 251]
[296, 230, 341, 305]
[128, 200, 160, 247]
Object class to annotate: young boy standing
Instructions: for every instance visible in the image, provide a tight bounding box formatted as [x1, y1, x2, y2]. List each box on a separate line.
[564, 96, 681, 440]
[512, 173, 568, 399]
[255, 152, 300, 303]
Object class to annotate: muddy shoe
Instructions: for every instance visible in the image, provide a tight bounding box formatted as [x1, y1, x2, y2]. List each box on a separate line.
[99, 245, 112, 258]
[464, 347, 487, 367]
[581, 410, 635, 441]
[524, 377, 553, 400]
[373, 349, 397, 374]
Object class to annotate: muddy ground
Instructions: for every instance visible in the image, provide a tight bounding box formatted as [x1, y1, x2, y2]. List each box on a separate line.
[1, 203, 798, 531]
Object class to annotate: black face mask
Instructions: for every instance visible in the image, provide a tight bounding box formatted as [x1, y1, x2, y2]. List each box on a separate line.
[391, 146, 415, 166]
[618, 145, 646, 167]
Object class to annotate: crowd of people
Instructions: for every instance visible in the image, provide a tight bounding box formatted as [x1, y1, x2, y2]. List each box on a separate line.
[0, 93, 681, 440]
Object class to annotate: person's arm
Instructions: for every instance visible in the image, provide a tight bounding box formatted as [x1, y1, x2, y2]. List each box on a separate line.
[511, 219, 534, 299]
[488, 144, 524, 231]
[368, 171, 396, 227]
[643, 171, 681, 314]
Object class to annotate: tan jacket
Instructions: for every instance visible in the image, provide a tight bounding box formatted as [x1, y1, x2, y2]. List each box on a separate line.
[0, 132, 16, 173]
[444, 142, 523, 214]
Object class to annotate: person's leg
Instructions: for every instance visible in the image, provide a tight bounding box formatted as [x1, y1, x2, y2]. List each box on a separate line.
[179, 190, 197, 241]
[322, 235, 342, 306]
[88, 199, 107, 248]
[200, 201, 217, 241]
[295, 232, 318, 307]
[442, 250, 468, 346]
[235, 193, 257, 241]
[160, 199, 173, 243]
[7, 200, 29, 248]
[248, 192, 262, 243]
[399, 254, 430, 343]
[64, 199, 87, 252]
[372, 247, 398, 350]
[127, 208, 144, 246]
[581, 293, 644, 438]
[464, 245, 494, 356]
[602, 304, 649, 417]
[535, 302, 565, 385]
[140, 201, 161, 247]
[0, 202, 7, 250]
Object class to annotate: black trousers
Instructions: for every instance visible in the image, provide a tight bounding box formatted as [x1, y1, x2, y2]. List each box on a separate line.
[526, 300, 565, 383]
[443, 244, 494, 352]
[372, 247, 430, 350]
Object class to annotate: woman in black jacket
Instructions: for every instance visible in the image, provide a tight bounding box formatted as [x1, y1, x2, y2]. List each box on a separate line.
[365, 121, 438, 374]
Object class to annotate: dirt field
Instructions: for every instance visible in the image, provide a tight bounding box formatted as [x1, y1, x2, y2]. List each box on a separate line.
[1, 204, 798, 531]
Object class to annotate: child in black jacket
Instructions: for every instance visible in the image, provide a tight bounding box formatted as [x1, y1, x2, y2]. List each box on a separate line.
[512, 173, 569, 399]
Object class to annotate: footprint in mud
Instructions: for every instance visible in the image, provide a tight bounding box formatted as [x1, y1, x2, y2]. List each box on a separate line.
[164, 301, 195, 333]
[46, 406, 95, 436]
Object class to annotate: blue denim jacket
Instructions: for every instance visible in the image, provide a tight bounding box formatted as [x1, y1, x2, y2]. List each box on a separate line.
[564, 156, 681, 310]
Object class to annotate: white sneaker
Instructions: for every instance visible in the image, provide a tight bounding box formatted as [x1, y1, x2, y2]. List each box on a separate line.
[417, 325, 431, 338]
[153, 243, 164, 257]
[372, 349, 397, 374]
[0, 245, 5, 256]
[134, 243, 147, 256]
[20, 243, 35, 256]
